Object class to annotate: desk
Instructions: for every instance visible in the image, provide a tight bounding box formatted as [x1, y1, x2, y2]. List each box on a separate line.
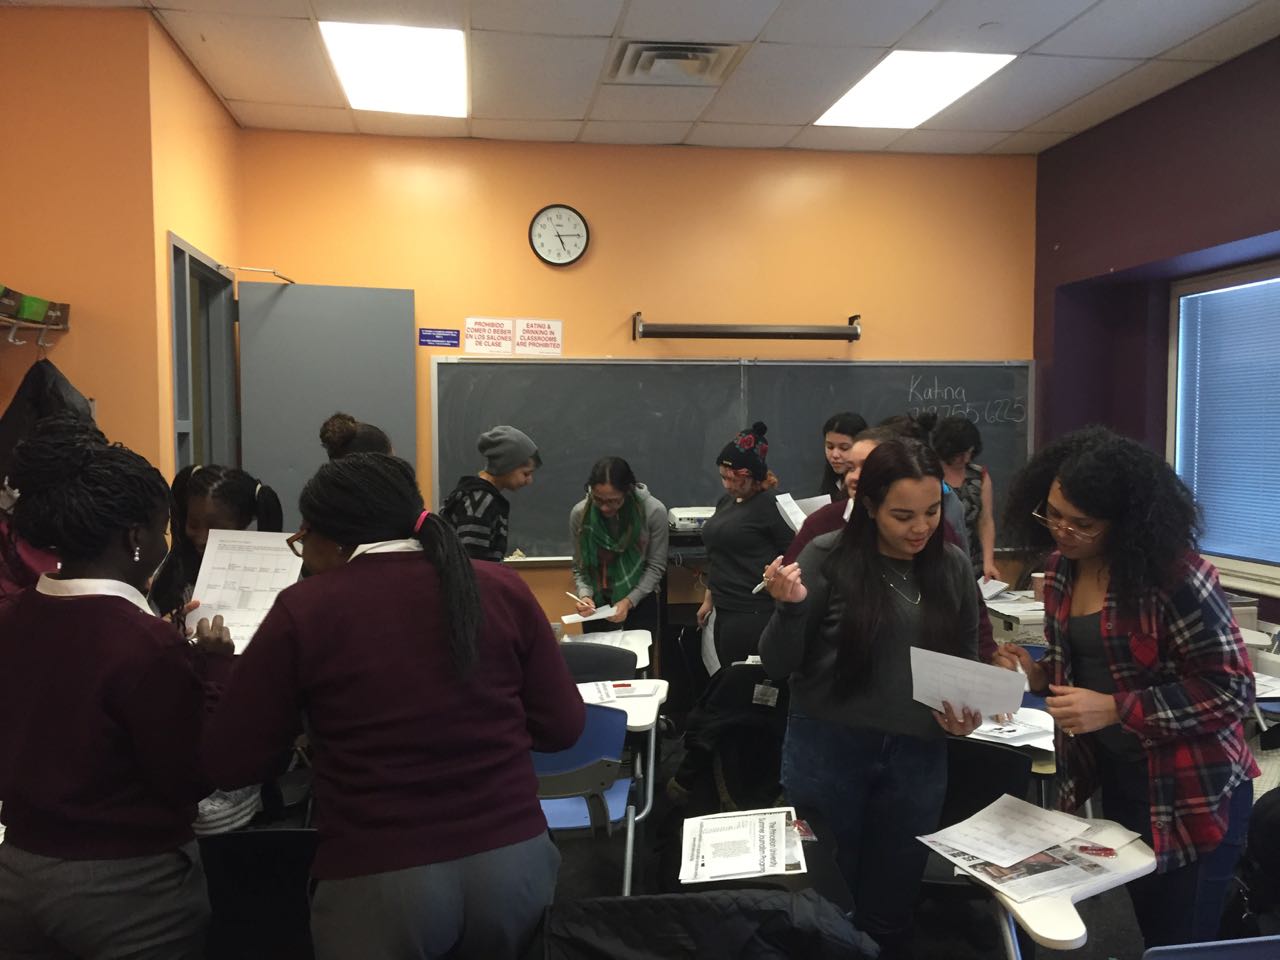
[988, 594, 1046, 646]
[592, 679, 668, 823]
[994, 822, 1156, 957]
[564, 630, 652, 672]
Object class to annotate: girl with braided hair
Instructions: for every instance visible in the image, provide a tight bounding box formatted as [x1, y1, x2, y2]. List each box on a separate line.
[202, 452, 583, 960]
[0, 425, 234, 958]
[994, 426, 1257, 947]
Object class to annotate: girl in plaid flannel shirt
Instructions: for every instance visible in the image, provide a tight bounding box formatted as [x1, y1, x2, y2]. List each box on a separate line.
[996, 427, 1258, 948]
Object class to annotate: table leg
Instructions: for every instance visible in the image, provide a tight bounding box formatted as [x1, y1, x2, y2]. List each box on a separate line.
[635, 724, 657, 823]
[998, 904, 1025, 960]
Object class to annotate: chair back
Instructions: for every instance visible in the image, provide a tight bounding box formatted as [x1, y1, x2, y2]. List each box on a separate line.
[939, 738, 1033, 828]
[533, 703, 628, 780]
[1142, 935, 1280, 958]
[561, 641, 638, 682]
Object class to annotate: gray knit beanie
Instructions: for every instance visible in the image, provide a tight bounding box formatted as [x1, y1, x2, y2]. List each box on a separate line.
[478, 425, 541, 476]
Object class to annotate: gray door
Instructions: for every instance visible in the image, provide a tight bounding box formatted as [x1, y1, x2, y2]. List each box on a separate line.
[239, 282, 416, 530]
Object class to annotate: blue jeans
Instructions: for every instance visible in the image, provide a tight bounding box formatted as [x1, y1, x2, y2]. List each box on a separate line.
[781, 712, 946, 953]
[1096, 749, 1253, 947]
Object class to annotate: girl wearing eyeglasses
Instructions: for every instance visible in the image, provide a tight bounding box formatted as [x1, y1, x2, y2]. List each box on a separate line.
[994, 426, 1257, 948]
[569, 457, 668, 634]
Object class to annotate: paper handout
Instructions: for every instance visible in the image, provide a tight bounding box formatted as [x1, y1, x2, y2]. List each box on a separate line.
[190, 530, 303, 653]
[561, 604, 617, 625]
[921, 794, 1089, 869]
[979, 578, 1010, 601]
[679, 807, 807, 884]
[576, 682, 617, 704]
[775, 493, 832, 532]
[910, 647, 1025, 718]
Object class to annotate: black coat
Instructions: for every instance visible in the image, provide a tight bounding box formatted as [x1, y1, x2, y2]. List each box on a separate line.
[0, 360, 92, 480]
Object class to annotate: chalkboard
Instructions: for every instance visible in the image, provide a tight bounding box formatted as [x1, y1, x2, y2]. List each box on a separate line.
[432, 359, 1032, 557]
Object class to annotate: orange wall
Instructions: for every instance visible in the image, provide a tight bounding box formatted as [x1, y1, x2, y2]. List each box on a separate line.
[147, 18, 241, 478]
[235, 132, 1036, 506]
[0, 9, 158, 458]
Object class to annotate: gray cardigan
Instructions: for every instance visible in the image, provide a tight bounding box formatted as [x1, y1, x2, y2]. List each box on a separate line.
[569, 483, 669, 608]
[760, 530, 979, 741]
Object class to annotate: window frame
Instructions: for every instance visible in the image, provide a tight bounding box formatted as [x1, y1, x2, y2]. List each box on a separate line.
[1166, 257, 1280, 598]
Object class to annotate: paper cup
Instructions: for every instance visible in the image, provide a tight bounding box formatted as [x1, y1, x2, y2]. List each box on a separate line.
[1031, 572, 1046, 602]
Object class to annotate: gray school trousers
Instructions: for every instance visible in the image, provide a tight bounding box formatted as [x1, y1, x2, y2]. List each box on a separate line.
[310, 831, 560, 960]
[0, 840, 209, 960]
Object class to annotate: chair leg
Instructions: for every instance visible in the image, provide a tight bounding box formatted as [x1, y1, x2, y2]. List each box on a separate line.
[997, 904, 1024, 960]
[622, 805, 636, 897]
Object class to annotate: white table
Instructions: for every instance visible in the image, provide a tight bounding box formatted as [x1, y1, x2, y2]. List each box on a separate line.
[994, 822, 1156, 957]
[563, 629, 651, 672]
[987, 593, 1047, 646]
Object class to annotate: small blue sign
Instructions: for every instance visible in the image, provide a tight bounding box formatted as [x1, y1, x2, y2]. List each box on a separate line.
[419, 327, 460, 348]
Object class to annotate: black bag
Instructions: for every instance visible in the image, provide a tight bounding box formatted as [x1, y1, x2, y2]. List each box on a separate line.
[1220, 786, 1280, 938]
[0, 360, 93, 481]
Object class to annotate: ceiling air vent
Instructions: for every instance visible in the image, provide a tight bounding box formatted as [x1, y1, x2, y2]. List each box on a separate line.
[609, 41, 745, 86]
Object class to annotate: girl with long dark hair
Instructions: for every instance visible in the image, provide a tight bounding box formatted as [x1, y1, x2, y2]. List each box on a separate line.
[760, 439, 981, 958]
[818, 410, 869, 499]
[202, 453, 583, 960]
[994, 426, 1256, 948]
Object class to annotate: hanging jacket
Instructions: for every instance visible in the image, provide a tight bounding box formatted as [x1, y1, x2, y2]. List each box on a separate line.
[0, 359, 93, 481]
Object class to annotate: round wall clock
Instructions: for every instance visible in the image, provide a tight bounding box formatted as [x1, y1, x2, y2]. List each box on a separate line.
[529, 203, 589, 266]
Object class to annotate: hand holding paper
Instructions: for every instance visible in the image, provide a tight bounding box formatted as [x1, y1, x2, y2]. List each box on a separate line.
[562, 604, 617, 625]
[911, 647, 1024, 719]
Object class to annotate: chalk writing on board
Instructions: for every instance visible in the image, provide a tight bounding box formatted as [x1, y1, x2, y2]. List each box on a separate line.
[907, 398, 1027, 425]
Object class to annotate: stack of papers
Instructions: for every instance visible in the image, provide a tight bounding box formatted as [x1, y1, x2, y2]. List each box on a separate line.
[679, 807, 808, 884]
[919, 796, 1138, 902]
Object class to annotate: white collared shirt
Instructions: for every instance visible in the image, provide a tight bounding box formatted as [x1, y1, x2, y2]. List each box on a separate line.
[36, 574, 155, 616]
[347, 538, 424, 562]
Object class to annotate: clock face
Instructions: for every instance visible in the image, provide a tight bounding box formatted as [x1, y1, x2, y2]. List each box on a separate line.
[529, 204, 589, 266]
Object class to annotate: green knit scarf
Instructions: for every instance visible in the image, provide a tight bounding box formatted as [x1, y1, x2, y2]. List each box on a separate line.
[579, 493, 646, 605]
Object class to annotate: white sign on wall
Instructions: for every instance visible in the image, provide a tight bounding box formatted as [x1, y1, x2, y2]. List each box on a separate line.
[515, 318, 563, 356]
[464, 317, 514, 354]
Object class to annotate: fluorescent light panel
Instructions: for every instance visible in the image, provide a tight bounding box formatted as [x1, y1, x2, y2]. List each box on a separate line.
[817, 50, 1015, 129]
[320, 21, 466, 118]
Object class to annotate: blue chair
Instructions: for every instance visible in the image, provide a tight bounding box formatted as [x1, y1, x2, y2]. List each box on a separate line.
[1142, 934, 1280, 958]
[533, 703, 636, 895]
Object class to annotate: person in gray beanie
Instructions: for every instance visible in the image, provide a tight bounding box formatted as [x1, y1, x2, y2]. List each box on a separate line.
[439, 426, 541, 562]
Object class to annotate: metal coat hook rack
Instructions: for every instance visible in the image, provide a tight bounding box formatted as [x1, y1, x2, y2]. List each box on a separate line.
[3, 317, 68, 348]
[632, 311, 862, 342]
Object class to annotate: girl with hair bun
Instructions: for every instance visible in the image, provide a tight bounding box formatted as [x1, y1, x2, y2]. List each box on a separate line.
[698, 422, 794, 666]
[995, 426, 1257, 948]
[318, 412, 392, 461]
[203, 453, 583, 960]
[0, 423, 233, 958]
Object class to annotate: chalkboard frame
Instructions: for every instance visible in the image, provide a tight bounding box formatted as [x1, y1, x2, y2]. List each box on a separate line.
[431, 357, 1034, 559]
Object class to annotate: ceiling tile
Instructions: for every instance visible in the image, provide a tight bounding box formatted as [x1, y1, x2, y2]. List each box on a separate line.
[154, 0, 310, 15]
[471, 0, 624, 37]
[685, 122, 802, 148]
[470, 118, 582, 141]
[310, 0, 466, 28]
[1034, 0, 1260, 58]
[985, 130, 1073, 154]
[923, 54, 1141, 131]
[228, 100, 358, 133]
[470, 31, 608, 119]
[158, 12, 345, 107]
[620, 0, 782, 43]
[352, 112, 469, 137]
[578, 120, 692, 144]
[761, 0, 935, 46]
[888, 128, 1011, 153]
[1162, 0, 1280, 61]
[1026, 57, 1216, 132]
[899, 0, 1095, 54]
[590, 84, 715, 122]
[786, 126, 902, 151]
[701, 42, 885, 124]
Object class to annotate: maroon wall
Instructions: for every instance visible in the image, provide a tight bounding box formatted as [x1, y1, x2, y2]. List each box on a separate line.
[1035, 35, 1280, 452]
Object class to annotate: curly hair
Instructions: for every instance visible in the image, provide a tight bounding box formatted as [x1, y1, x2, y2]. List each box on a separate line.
[1003, 426, 1201, 604]
[931, 415, 983, 462]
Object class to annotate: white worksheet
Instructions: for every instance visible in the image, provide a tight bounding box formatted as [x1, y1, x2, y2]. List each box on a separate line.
[979, 578, 1011, 601]
[576, 681, 617, 704]
[1255, 673, 1280, 699]
[775, 493, 831, 532]
[561, 604, 617, 625]
[921, 794, 1089, 868]
[190, 530, 303, 653]
[911, 647, 1025, 718]
[679, 807, 806, 883]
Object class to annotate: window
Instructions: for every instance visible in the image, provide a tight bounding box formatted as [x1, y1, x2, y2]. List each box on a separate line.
[1169, 260, 1280, 595]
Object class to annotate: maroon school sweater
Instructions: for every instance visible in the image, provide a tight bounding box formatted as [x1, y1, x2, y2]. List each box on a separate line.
[0, 588, 231, 858]
[202, 552, 585, 880]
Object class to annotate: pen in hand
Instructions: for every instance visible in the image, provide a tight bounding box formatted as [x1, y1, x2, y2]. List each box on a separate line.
[566, 591, 595, 612]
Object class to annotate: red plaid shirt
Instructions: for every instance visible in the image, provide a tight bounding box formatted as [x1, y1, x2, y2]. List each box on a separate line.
[1041, 550, 1258, 873]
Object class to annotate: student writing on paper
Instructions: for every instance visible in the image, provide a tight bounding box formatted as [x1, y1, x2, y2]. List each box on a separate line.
[202, 453, 583, 960]
[760, 439, 980, 960]
[0, 427, 235, 959]
[817, 410, 868, 500]
[319, 410, 392, 460]
[932, 416, 999, 581]
[439, 424, 540, 562]
[698, 422, 794, 666]
[149, 463, 284, 625]
[569, 456, 668, 633]
[994, 427, 1257, 949]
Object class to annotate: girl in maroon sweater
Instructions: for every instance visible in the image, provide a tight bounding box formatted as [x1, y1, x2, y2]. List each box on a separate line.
[0, 425, 233, 960]
[203, 453, 584, 960]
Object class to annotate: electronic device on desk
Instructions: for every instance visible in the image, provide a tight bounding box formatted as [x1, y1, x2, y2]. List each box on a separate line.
[669, 507, 716, 532]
